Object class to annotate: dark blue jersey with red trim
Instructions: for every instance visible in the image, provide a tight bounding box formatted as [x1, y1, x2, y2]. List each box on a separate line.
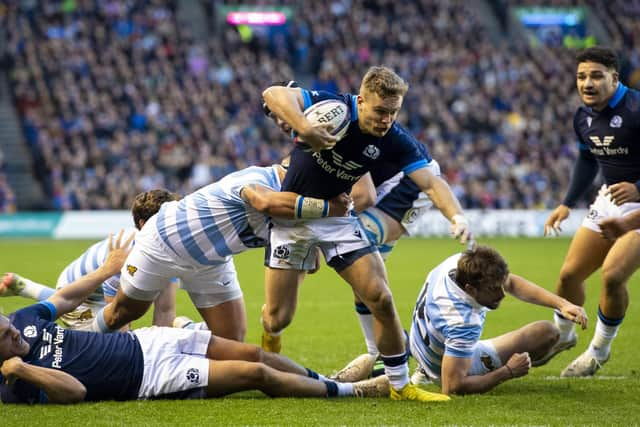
[573, 84, 640, 186]
[0, 302, 143, 403]
[281, 90, 428, 199]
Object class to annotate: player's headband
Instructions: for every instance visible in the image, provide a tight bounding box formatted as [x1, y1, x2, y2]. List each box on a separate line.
[262, 80, 299, 117]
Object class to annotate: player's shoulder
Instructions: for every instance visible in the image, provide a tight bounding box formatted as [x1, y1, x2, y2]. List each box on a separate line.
[621, 86, 640, 115]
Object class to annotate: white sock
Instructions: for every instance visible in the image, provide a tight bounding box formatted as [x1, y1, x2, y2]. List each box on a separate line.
[18, 276, 55, 301]
[357, 313, 378, 355]
[554, 310, 576, 342]
[336, 382, 354, 397]
[588, 318, 620, 360]
[381, 353, 409, 390]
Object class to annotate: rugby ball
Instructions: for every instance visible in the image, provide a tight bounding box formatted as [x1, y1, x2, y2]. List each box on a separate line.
[303, 99, 351, 141]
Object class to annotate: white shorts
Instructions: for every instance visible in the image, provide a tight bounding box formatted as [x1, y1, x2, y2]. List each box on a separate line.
[582, 185, 640, 234]
[468, 340, 502, 376]
[266, 216, 373, 271]
[134, 326, 211, 399]
[120, 227, 243, 308]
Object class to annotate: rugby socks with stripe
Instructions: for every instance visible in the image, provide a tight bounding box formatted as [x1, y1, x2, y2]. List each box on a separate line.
[322, 380, 354, 397]
[554, 309, 576, 342]
[381, 352, 409, 390]
[588, 307, 623, 361]
[355, 302, 378, 355]
[12, 276, 55, 301]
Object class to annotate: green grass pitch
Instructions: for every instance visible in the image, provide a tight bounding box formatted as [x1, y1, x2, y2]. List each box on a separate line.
[1, 237, 639, 426]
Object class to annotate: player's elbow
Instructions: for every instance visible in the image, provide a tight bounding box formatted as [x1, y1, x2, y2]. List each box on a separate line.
[48, 384, 87, 404]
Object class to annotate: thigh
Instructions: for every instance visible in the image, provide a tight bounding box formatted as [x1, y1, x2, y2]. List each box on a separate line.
[338, 252, 389, 301]
[206, 360, 263, 397]
[603, 230, 640, 280]
[561, 226, 612, 278]
[264, 267, 305, 310]
[197, 298, 246, 341]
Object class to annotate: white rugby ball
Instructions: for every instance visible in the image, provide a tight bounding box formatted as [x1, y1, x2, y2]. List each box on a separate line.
[303, 99, 351, 141]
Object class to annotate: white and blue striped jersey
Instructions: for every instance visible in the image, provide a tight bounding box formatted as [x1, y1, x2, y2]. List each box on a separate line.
[410, 253, 488, 380]
[154, 165, 281, 265]
[56, 227, 138, 304]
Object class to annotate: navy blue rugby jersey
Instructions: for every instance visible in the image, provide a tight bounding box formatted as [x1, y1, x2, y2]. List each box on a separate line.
[0, 302, 143, 403]
[281, 90, 428, 199]
[574, 83, 640, 186]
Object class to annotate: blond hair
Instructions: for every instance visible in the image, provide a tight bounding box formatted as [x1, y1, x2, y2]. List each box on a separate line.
[360, 66, 409, 99]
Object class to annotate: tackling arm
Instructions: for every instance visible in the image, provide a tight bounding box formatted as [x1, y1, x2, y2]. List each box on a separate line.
[240, 184, 350, 218]
[46, 231, 134, 319]
[1, 357, 86, 403]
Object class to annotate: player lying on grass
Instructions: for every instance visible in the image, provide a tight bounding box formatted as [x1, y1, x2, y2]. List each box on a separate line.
[333, 245, 588, 395]
[0, 231, 401, 403]
[1, 189, 180, 331]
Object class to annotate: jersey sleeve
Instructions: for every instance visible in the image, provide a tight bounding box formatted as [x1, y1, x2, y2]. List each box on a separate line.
[442, 321, 482, 359]
[300, 89, 349, 109]
[12, 302, 57, 323]
[392, 125, 430, 173]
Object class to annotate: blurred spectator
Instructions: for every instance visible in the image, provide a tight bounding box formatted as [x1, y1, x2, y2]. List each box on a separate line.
[3, 0, 634, 210]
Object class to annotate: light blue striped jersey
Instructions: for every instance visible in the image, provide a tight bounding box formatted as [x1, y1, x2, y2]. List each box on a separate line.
[55, 227, 138, 304]
[154, 165, 282, 265]
[410, 253, 488, 380]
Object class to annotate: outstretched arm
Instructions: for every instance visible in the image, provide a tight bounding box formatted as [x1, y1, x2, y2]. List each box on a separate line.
[240, 184, 350, 218]
[504, 274, 588, 329]
[407, 167, 471, 243]
[47, 231, 134, 319]
[1, 356, 86, 403]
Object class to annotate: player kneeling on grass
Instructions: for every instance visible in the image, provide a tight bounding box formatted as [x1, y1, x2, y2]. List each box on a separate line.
[334, 245, 588, 395]
[0, 232, 393, 403]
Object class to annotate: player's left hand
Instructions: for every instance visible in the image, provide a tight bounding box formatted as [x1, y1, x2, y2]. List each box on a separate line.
[451, 215, 472, 244]
[328, 193, 352, 217]
[606, 182, 640, 205]
[1, 356, 24, 384]
[101, 230, 135, 276]
[558, 302, 588, 330]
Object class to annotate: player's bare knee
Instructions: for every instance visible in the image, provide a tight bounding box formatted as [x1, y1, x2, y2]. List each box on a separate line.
[536, 321, 560, 347]
[264, 308, 293, 332]
[601, 266, 628, 292]
[557, 267, 582, 288]
[364, 286, 394, 316]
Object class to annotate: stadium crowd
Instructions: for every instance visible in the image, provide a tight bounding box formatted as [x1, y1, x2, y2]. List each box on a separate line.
[1, 0, 638, 210]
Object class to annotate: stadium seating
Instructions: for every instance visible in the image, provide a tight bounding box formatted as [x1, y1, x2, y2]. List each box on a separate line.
[0, 0, 636, 210]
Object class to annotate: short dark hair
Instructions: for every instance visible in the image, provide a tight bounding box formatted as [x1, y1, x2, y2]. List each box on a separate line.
[576, 46, 619, 71]
[455, 245, 509, 291]
[131, 189, 180, 229]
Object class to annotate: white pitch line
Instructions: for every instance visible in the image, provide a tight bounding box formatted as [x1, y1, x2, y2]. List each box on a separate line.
[543, 375, 628, 380]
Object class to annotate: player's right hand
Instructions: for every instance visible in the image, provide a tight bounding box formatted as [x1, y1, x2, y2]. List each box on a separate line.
[328, 193, 352, 217]
[505, 352, 531, 378]
[102, 230, 135, 276]
[297, 123, 337, 152]
[543, 205, 570, 236]
[451, 215, 472, 244]
[1, 356, 24, 384]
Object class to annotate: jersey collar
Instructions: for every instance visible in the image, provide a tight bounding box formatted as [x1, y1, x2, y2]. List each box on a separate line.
[608, 83, 627, 109]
